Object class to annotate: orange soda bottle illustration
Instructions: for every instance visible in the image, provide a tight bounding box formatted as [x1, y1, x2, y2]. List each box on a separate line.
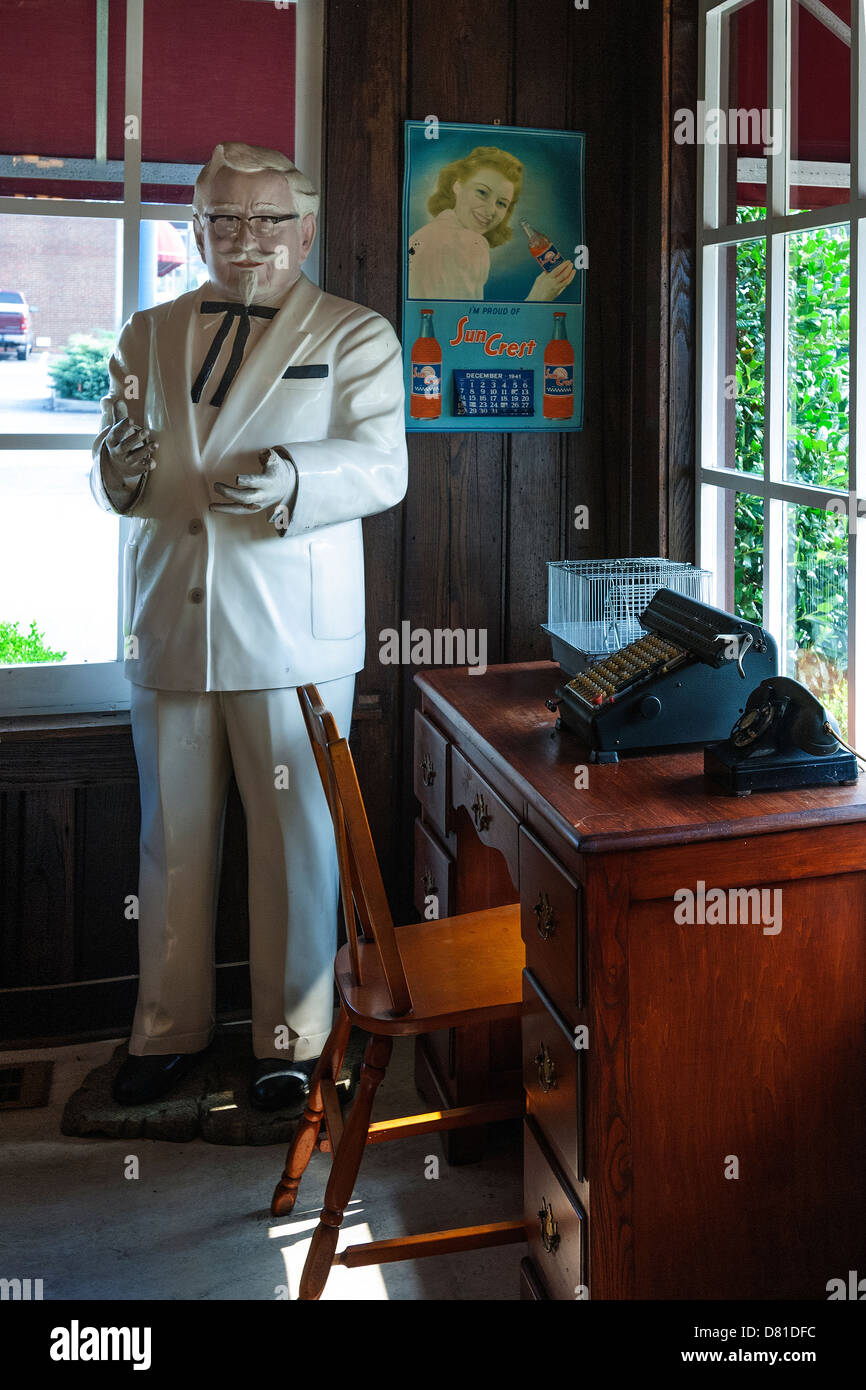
[520, 218, 566, 274]
[410, 309, 442, 419]
[543, 312, 574, 420]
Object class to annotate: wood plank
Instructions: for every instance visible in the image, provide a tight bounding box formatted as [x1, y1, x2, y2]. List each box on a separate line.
[335, 1219, 527, 1268]
[668, 0, 699, 563]
[323, 0, 408, 900]
[0, 728, 137, 784]
[610, 820, 866, 902]
[318, 1097, 524, 1152]
[399, 0, 513, 926]
[320, 1076, 344, 1154]
[4, 787, 76, 986]
[77, 780, 140, 981]
[0, 964, 250, 1049]
[584, 858, 633, 1299]
[627, 877, 866, 1298]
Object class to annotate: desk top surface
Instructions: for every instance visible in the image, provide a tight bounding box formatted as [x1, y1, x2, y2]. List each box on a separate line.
[416, 662, 866, 853]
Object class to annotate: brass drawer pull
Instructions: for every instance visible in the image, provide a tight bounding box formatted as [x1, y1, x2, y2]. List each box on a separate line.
[538, 1198, 560, 1254]
[420, 753, 436, 787]
[471, 790, 491, 832]
[535, 1041, 557, 1093]
[533, 890, 556, 939]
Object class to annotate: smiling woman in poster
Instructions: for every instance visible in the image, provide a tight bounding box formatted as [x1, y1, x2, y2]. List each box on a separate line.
[408, 145, 575, 302]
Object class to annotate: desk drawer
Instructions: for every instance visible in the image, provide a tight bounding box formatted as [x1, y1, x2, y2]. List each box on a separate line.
[414, 711, 450, 840]
[524, 1116, 587, 1301]
[413, 818, 454, 920]
[519, 829, 583, 1008]
[451, 746, 519, 885]
[523, 971, 584, 1185]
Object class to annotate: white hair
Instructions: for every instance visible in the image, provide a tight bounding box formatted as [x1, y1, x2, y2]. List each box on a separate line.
[193, 142, 319, 219]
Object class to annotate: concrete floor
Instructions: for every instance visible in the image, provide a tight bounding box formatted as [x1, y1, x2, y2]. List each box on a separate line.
[0, 1034, 526, 1301]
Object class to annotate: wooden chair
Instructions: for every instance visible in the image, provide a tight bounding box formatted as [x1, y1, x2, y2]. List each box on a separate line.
[271, 683, 526, 1300]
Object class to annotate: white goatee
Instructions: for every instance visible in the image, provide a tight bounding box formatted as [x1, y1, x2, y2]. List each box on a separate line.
[238, 268, 260, 306]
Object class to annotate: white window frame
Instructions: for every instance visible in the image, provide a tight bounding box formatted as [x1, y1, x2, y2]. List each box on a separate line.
[697, 0, 866, 743]
[0, 0, 323, 716]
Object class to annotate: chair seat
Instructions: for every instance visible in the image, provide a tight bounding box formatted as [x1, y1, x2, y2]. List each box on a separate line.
[334, 902, 524, 1035]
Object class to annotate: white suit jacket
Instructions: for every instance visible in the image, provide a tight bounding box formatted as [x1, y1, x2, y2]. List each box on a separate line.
[90, 272, 408, 692]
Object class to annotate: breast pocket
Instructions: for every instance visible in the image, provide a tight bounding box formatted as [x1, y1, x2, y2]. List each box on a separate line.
[282, 364, 329, 382]
[309, 529, 365, 640]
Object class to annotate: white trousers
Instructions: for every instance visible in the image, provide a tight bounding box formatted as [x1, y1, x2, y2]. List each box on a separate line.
[127, 675, 355, 1061]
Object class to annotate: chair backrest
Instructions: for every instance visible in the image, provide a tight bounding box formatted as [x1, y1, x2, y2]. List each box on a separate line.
[297, 684, 413, 1016]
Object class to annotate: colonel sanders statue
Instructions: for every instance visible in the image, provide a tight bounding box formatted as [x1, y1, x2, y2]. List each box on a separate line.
[91, 143, 407, 1109]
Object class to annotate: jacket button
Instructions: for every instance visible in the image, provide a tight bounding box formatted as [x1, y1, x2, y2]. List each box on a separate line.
[189, 588, 204, 604]
[188, 519, 203, 534]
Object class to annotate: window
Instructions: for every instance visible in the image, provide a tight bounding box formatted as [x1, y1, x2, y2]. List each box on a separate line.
[0, 0, 322, 716]
[697, 0, 863, 743]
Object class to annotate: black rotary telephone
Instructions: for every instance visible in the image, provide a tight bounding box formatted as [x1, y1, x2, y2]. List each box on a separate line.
[704, 676, 861, 794]
[731, 676, 842, 757]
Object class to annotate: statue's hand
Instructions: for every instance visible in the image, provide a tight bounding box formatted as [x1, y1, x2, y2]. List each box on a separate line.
[104, 416, 159, 490]
[210, 448, 294, 524]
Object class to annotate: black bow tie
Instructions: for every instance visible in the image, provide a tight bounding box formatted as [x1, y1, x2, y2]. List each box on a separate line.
[191, 301, 279, 407]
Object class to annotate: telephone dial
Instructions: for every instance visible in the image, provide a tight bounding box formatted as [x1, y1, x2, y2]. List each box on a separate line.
[704, 676, 861, 795]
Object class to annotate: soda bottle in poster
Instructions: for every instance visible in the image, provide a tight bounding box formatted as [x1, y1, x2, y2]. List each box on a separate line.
[520, 218, 566, 274]
[410, 309, 442, 419]
[543, 312, 574, 420]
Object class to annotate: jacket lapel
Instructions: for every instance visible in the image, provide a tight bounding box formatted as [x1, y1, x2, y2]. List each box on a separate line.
[153, 283, 208, 469]
[199, 273, 324, 468]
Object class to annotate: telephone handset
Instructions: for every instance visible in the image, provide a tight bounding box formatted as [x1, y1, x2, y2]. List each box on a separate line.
[729, 676, 842, 759]
[705, 676, 861, 794]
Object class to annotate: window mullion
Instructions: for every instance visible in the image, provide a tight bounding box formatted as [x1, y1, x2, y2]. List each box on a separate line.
[850, 1, 866, 739]
[117, 0, 145, 669]
[121, 0, 144, 325]
[764, 227, 787, 655]
[95, 0, 109, 165]
[763, 0, 791, 664]
[703, 5, 724, 230]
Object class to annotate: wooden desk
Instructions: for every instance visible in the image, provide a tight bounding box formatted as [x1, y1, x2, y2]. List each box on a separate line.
[413, 661, 866, 1300]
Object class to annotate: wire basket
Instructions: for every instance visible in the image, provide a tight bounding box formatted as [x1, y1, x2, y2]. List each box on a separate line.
[544, 558, 713, 672]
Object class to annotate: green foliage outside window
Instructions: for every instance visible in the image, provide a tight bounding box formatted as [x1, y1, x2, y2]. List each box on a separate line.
[48, 333, 114, 402]
[0, 620, 67, 665]
[733, 206, 849, 731]
[5, 337, 110, 666]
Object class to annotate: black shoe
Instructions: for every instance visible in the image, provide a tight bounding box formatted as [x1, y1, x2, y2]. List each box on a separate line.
[112, 1050, 206, 1106]
[249, 1058, 318, 1112]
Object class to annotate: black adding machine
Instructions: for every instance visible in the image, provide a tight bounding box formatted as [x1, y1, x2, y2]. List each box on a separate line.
[547, 587, 778, 762]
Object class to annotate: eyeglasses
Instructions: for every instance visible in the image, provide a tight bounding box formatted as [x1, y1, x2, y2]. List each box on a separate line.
[203, 214, 300, 238]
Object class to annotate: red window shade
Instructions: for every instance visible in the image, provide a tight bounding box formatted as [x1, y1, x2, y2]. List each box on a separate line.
[0, 0, 127, 198]
[0, 0, 296, 203]
[140, 0, 296, 203]
[736, 0, 850, 209]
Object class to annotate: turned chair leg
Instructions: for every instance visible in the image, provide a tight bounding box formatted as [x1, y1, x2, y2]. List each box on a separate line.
[298, 1032, 393, 1301]
[271, 1008, 353, 1217]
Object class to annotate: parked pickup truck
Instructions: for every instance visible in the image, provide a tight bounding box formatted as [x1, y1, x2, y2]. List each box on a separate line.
[0, 290, 35, 359]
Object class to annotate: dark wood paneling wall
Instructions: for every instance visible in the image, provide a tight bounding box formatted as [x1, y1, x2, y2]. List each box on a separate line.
[322, 0, 698, 916]
[0, 0, 697, 1042]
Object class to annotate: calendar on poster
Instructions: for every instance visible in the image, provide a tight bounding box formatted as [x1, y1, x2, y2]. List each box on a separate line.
[402, 119, 586, 433]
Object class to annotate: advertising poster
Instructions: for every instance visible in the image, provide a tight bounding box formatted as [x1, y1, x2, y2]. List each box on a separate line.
[402, 119, 586, 433]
